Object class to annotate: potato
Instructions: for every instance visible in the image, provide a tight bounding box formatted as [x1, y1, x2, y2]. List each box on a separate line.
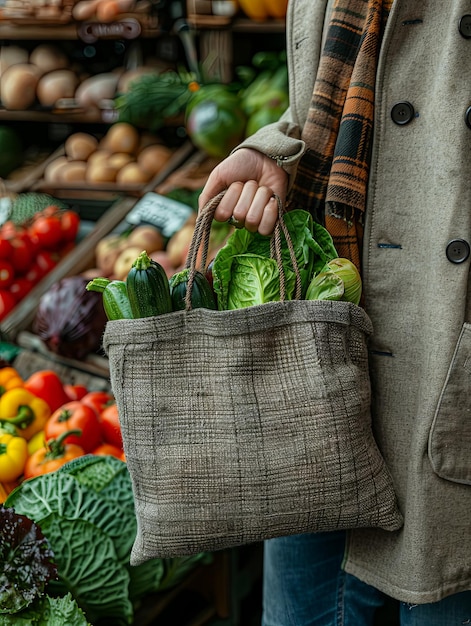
[103, 122, 140, 155]
[137, 144, 172, 177]
[127, 225, 165, 254]
[116, 162, 151, 184]
[36, 69, 79, 107]
[108, 152, 134, 169]
[166, 223, 196, 269]
[43, 156, 70, 182]
[95, 234, 126, 275]
[1, 63, 40, 110]
[65, 132, 99, 161]
[87, 149, 111, 167]
[30, 44, 69, 75]
[59, 160, 88, 182]
[113, 245, 143, 281]
[86, 161, 119, 183]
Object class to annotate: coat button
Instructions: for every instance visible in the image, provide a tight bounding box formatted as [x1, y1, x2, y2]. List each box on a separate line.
[465, 106, 471, 129]
[459, 15, 471, 38]
[446, 239, 470, 264]
[391, 101, 415, 125]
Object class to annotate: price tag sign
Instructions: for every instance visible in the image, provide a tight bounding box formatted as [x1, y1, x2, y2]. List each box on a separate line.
[126, 192, 194, 239]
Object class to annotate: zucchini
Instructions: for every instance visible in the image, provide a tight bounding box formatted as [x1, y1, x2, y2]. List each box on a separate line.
[169, 268, 217, 311]
[86, 277, 133, 320]
[126, 250, 172, 318]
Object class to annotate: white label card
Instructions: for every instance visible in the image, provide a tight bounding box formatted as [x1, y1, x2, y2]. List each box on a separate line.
[126, 192, 194, 239]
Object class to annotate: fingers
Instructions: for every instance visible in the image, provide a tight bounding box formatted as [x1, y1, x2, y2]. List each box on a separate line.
[211, 181, 280, 235]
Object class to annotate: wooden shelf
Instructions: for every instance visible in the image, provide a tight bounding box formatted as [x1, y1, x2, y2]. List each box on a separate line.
[0, 14, 160, 40]
[0, 108, 107, 125]
[188, 15, 286, 33]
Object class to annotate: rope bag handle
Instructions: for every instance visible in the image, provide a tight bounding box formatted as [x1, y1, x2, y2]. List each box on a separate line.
[183, 191, 302, 310]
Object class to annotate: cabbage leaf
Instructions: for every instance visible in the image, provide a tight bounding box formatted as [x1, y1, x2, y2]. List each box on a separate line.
[0, 593, 91, 626]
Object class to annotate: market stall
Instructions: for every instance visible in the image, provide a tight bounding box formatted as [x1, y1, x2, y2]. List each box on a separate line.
[0, 1, 288, 623]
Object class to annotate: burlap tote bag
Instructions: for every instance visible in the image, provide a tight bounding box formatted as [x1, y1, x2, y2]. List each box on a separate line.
[103, 196, 403, 564]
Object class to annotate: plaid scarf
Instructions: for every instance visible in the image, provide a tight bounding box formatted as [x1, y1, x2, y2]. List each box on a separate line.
[287, 0, 394, 269]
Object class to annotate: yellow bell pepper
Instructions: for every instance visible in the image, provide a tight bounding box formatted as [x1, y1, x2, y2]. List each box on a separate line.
[27, 430, 47, 455]
[0, 367, 24, 396]
[0, 388, 51, 441]
[0, 433, 28, 482]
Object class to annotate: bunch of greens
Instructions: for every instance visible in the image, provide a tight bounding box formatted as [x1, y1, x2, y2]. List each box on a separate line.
[212, 209, 338, 310]
[5, 455, 210, 625]
[114, 69, 199, 131]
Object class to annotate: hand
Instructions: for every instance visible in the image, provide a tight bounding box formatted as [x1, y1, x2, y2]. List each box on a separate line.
[198, 148, 288, 236]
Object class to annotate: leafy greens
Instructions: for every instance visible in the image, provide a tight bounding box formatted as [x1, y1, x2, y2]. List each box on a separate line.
[213, 209, 337, 310]
[5, 455, 210, 625]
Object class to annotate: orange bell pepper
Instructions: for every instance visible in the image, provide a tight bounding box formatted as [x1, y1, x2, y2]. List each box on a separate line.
[24, 429, 85, 479]
[0, 367, 24, 396]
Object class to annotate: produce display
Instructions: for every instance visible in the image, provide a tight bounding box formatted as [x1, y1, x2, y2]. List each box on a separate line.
[0, 198, 80, 321]
[0, 42, 169, 115]
[0, 366, 122, 495]
[1, 454, 210, 624]
[42, 123, 173, 187]
[115, 51, 288, 158]
[0, 10, 292, 625]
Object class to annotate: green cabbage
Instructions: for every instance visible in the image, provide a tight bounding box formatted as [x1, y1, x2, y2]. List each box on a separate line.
[5, 455, 210, 625]
[213, 209, 338, 309]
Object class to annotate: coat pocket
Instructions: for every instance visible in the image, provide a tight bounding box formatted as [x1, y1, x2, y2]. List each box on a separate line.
[428, 322, 471, 484]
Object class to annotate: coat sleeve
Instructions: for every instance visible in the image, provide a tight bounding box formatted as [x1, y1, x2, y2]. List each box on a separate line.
[232, 108, 307, 190]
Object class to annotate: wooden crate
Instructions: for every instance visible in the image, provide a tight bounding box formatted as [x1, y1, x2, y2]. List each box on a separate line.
[7, 140, 195, 202]
[0, 147, 221, 378]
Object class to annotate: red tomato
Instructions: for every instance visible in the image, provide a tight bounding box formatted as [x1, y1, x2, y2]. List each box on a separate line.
[9, 237, 32, 274]
[24, 370, 70, 412]
[0, 290, 16, 320]
[1, 221, 21, 239]
[60, 210, 80, 242]
[9, 277, 34, 302]
[42, 204, 62, 217]
[35, 250, 59, 275]
[0, 260, 14, 289]
[29, 214, 63, 249]
[81, 391, 114, 416]
[64, 384, 88, 401]
[45, 400, 102, 453]
[0, 237, 12, 260]
[24, 262, 46, 284]
[99, 403, 122, 449]
[92, 443, 124, 458]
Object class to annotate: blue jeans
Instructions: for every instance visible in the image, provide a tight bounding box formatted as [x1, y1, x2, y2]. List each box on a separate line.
[262, 531, 471, 626]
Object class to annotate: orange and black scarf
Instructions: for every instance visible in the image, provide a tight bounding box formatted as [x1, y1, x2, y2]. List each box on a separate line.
[287, 0, 394, 269]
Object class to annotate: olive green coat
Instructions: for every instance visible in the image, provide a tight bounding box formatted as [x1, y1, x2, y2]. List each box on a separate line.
[238, 0, 471, 603]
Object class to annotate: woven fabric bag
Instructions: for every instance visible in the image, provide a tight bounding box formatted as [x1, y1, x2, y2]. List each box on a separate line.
[103, 198, 403, 564]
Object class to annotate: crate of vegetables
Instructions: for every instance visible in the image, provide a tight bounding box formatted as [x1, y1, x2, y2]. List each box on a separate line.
[0, 149, 235, 372]
[29, 125, 194, 202]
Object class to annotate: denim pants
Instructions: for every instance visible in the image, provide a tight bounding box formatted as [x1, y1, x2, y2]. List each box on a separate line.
[262, 531, 471, 626]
